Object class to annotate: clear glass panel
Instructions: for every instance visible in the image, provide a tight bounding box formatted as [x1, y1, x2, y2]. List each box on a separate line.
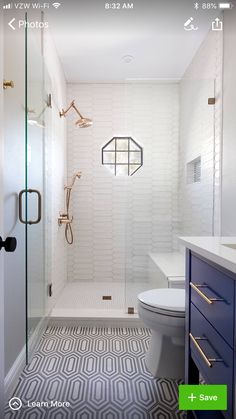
[130, 152, 141, 164]
[130, 141, 140, 151]
[129, 164, 141, 176]
[105, 164, 116, 175]
[103, 152, 115, 164]
[26, 23, 46, 361]
[124, 80, 215, 313]
[116, 138, 129, 150]
[3, 13, 26, 376]
[116, 165, 128, 176]
[116, 152, 128, 164]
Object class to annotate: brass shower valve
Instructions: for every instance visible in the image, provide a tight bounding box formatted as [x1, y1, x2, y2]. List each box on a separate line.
[58, 213, 73, 226]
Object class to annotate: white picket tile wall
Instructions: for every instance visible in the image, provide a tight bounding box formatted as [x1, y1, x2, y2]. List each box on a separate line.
[67, 83, 179, 283]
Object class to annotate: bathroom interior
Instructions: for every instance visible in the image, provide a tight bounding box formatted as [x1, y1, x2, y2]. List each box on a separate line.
[1, 0, 236, 417]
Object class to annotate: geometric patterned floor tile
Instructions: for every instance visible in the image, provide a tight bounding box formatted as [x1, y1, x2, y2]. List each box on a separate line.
[5, 327, 187, 418]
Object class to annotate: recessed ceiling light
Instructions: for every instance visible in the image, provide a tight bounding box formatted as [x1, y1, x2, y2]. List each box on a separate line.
[122, 55, 134, 64]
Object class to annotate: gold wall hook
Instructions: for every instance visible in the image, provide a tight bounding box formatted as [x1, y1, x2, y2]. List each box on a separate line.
[3, 80, 14, 90]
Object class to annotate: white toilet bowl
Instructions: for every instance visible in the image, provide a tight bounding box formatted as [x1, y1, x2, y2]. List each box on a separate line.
[138, 288, 185, 380]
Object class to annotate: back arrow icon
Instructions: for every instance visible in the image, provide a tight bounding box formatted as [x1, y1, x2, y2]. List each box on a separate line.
[8, 18, 16, 30]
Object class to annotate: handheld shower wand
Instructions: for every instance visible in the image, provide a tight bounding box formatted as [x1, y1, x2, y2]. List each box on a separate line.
[58, 171, 82, 244]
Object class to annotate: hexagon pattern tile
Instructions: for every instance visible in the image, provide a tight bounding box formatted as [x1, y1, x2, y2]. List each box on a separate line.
[5, 327, 186, 418]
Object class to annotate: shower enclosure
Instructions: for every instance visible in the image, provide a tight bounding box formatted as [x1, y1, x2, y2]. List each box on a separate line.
[3, 11, 49, 383]
[52, 78, 216, 319]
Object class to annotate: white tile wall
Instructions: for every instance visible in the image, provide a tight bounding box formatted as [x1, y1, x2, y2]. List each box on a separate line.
[67, 83, 179, 283]
[179, 30, 223, 237]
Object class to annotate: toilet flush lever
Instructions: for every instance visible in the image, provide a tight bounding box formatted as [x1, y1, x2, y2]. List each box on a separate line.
[0, 236, 17, 252]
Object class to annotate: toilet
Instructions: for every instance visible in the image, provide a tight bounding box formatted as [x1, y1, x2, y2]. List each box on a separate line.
[138, 288, 185, 380]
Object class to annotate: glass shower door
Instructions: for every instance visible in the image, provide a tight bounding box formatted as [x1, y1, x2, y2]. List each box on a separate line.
[25, 24, 46, 361]
[3, 12, 27, 379]
[124, 79, 216, 313]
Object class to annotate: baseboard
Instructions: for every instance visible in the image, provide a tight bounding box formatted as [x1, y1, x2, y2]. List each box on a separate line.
[5, 316, 49, 401]
[4, 345, 26, 402]
[48, 316, 145, 328]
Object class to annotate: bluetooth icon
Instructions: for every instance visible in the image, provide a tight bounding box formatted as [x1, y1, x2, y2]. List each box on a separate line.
[194, 2, 199, 9]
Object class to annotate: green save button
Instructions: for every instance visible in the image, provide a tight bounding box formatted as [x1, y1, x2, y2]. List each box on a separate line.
[179, 385, 227, 411]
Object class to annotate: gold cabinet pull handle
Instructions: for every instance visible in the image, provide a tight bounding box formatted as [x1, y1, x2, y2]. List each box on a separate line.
[189, 333, 223, 368]
[190, 282, 224, 305]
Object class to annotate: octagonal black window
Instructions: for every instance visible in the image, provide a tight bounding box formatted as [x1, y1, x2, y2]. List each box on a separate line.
[102, 137, 143, 176]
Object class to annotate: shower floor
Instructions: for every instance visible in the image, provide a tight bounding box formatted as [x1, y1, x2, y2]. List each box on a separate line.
[50, 281, 150, 319]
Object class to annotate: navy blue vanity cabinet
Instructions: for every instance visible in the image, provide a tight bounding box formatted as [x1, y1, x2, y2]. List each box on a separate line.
[185, 249, 236, 419]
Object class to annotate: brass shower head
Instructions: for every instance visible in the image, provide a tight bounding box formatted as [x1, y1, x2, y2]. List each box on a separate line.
[76, 117, 93, 128]
[59, 100, 93, 128]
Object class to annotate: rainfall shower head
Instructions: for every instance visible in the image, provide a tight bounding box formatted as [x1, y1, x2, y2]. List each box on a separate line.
[76, 117, 93, 128]
[59, 100, 93, 129]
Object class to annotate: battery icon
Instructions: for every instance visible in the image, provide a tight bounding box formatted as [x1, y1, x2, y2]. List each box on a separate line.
[218, 2, 233, 8]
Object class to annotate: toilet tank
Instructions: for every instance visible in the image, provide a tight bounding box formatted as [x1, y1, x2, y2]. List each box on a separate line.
[148, 253, 185, 290]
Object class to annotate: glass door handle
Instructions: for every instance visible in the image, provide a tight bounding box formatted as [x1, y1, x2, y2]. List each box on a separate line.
[19, 189, 42, 225]
[0, 236, 17, 252]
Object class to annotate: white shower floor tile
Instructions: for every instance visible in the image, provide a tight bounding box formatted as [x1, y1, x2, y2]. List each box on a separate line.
[50, 281, 151, 319]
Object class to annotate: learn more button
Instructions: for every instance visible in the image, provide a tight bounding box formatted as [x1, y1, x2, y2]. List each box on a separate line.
[179, 385, 227, 411]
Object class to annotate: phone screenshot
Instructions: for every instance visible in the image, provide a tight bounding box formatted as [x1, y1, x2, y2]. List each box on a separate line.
[0, 0, 236, 418]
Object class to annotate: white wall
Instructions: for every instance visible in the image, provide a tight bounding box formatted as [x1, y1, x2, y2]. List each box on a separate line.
[67, 83, 179, 284]
[221, 8, 236, 236]
[43, 31, 67, 312]
[179, 29, 223, 237]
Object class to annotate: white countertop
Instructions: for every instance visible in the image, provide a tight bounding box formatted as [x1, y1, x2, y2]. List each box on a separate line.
[179, 236, 236, 274]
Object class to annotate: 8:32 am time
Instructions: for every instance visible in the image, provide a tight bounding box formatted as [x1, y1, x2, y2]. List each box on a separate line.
[105, 3, 134, 9]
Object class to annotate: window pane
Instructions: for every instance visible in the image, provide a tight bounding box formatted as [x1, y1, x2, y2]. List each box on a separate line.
[116, 165, 128, 176]
[116, 152, 128, 164]
[130, 151, 141, 164]
[103, 152, 115, 164]
[129, 164, 140, 176]
[105, 164, 115, 175]
[130, 141, 140, 151]
[116, 139, 129, 150]
[102, 137, 143, 177]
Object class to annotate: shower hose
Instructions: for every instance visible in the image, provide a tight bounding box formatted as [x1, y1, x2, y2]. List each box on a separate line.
[65, 186, 73, 245]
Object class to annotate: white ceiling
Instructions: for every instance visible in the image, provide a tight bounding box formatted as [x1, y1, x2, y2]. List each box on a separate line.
[48, 0, 220, 83]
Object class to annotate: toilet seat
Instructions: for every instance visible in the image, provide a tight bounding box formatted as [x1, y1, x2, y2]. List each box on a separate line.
[138, 289, 185, 317]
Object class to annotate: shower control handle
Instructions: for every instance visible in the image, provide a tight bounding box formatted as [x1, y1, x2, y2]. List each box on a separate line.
[0, 236, 17, 252]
